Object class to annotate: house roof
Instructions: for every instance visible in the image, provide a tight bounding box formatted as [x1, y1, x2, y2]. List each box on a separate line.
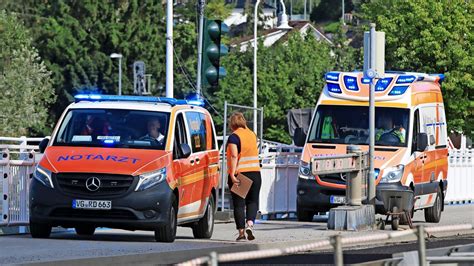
[230, 21, 332, 46]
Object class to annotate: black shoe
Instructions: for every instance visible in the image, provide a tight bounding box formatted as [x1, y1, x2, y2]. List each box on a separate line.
[246, 226, 255, 241]
[236, 234, 246, 241]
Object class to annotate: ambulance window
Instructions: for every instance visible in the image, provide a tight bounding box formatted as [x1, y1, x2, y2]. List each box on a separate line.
[185, 112, 207, 153]
[174, 113, 188, 159]
[411, 109, 420, 154]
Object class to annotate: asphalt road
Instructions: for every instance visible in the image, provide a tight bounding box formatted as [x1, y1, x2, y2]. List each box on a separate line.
[0, 204, 472, 265]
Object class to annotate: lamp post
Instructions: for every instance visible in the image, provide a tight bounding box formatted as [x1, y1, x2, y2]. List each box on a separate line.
[253, 0, 261, 135]
[110, 53, 123, 95]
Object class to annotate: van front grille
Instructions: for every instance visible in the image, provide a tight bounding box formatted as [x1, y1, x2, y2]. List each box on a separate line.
[51, 208, 137, 220]
[55, 173, 135, 197]
[318, 173, 347, 185]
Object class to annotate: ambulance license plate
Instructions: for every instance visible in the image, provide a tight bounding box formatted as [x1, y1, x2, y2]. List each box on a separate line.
[330, 196, 346, 204]
[72, 199, 112, 210]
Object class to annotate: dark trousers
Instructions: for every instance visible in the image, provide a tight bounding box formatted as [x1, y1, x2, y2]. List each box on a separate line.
[228, 171, 262, 230]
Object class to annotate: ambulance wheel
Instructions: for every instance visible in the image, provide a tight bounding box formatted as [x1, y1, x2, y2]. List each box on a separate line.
[425, 189, 442, 223]
[30, 221, 51, 238]
[391, 207, 399, 231]
[75, 225, 95, 236]
[155, 195, 177, 242]
[297, 206, 314, 222]
[192, 195, 215, 239]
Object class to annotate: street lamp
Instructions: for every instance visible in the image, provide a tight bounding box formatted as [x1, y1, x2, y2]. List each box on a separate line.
[110, 53, 123, 95]
[253, 0, 261, 135]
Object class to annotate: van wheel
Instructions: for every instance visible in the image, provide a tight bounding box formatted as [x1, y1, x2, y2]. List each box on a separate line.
[297, 205, 314, 222]
[75, 226, 95, 236]
[155, 195, 177, 242]
[391, 207, 399, 231]
[425, 189, 442, 223]
[30, 222, 52, 238]
[192, 195, 215, 239]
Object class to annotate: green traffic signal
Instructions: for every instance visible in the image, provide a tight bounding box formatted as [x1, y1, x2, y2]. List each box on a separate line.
[201, 19, 228, 89]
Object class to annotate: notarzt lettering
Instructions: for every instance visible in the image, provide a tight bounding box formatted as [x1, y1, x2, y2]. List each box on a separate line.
[57, 154, 140, 164]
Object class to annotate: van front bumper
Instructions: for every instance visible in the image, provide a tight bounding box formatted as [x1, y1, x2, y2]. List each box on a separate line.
[29, 178, 174, 231]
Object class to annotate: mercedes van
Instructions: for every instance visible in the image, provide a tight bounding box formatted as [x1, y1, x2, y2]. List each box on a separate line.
[294, 71, 448, 223]
[29, 95, 219, 242]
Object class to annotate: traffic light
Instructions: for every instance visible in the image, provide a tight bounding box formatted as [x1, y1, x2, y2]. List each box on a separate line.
[201, 19, 229, 89]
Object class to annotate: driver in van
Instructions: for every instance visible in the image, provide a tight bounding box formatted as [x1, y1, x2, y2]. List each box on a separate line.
[375, 114, 405, 143]
[140, 117, 165, 146]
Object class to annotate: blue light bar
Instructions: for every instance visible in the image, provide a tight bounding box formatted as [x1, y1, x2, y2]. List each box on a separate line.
[327, 83, 342, 94]
[375, 77, 393, 92]
[74, 94, 203, 107]
[103, 139, 115, 144]
[325, 72, 340, 82]
[431, 74, 445, 83]
[388, 85, 409, 96]
[396, 75, 416, 84]
[343, 76, 359, 91]
[361, 77, 372, 84]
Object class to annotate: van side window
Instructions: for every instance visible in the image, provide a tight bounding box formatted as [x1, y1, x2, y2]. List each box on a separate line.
[174, 113, 188, 159]
[411, 109, 420, 154]
[209, 117, 216, 150]
[185, 112, 207, 153]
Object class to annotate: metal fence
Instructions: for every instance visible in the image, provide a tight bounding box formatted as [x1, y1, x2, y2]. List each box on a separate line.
[177, 224, 473, 266]
[445, 147, 474, 204]
[0, 137, 43, 226]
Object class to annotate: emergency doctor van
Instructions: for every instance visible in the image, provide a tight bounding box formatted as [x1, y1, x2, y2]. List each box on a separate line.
[29, 95, 219, 242]
[294, 71, 448, 223]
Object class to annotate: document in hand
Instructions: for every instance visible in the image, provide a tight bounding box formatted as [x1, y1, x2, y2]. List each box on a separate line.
[231, 173, 253, 199]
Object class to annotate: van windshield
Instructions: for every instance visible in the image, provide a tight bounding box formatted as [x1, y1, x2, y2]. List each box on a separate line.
[54, 109, 170, 150]
[308, 105, 410, 147]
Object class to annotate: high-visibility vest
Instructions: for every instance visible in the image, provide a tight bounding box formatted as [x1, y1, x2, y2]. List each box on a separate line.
[227, 127, 261, 174]
[321, 116, 334, 139]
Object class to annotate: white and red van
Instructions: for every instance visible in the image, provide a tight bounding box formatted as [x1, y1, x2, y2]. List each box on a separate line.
[30, 95, 219, 242]
[294, 71, 448, 223]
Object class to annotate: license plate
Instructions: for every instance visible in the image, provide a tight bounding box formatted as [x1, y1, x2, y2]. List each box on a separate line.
[330, 196, 346, 204]
[72, 199, 112, 210]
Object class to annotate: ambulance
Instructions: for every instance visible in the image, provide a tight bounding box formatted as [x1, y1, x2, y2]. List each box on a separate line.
[29, 95, 219, 242]
[294, 71, 448, 223]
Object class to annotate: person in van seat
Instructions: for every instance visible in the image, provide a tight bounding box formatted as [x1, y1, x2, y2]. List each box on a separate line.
[376, 114, 405, 143]
[321, 114, 339, 139]
[227, 112, 262, 241]
[140, 118, 165, 146]
[81, 115, 109, 137]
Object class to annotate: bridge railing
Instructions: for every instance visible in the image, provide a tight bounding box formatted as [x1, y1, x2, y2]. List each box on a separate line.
[0, 137, 43, 226]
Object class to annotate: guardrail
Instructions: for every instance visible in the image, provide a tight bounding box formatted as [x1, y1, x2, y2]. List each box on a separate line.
[446, 148, 474, 204]
[177, 224, 473, 266]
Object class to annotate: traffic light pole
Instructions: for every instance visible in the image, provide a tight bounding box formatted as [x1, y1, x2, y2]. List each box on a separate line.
[368, 23, 376, 204]
[166, 0, 174, 98]
[196, 0, 205, 95]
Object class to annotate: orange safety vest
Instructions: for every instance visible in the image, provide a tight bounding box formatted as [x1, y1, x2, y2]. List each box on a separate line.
[227, 127, 261, 174]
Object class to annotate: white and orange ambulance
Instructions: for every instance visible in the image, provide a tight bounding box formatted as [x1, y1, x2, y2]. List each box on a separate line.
[29, 95, 219, 242]
[294, 71, 448, 223]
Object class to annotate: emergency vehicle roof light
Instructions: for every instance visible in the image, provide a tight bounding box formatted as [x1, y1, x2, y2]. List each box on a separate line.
[325, 72, 340, 82]
[74, 94, 203, 107]
[375, 77, 393, 91]
[327, 83, 342, 94]
[388, 85, 409, 96]
[343, 76, 359, 91]
[396, 75, 416, 84]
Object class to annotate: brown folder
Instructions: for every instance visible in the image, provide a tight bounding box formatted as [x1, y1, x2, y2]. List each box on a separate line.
[231, 173, 253, 199]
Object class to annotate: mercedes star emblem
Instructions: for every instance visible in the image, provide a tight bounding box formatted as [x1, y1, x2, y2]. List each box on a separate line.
[85, 176, 101, 192]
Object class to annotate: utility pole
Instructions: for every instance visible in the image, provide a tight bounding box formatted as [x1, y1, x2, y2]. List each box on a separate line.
[342, 0, 345, 25]
[166, 0, 174, 98]
[253, 0, 261, 135]
[304, 0, 307, 20]
[196, 0, 205, 95]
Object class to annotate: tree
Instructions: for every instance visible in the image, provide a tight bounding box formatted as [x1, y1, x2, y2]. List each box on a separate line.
[361, 0, 474, 137]
[0, 11, 56, 136]
[310, 0, 354, 23]
[216, 33, 334, 142]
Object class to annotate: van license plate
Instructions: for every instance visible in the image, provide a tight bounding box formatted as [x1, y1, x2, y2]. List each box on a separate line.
[72, 199, 112, 210]
[330, 196, 346, 204]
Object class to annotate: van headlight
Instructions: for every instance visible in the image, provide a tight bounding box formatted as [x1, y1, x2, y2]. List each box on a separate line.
[299, 161, 314, 180]
[380, 165, 404, 183]
[135, 168, 167, 191]
[33, 165, 54, 188]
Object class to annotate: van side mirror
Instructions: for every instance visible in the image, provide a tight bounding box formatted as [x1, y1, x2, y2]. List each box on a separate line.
[416, 133, 428, 152]
[179, 143, 192, 158]
[293, 127, 307, 147]
[39, 138, 49, 154]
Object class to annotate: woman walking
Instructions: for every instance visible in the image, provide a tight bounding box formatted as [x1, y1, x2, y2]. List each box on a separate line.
[226, 112, 261, 241]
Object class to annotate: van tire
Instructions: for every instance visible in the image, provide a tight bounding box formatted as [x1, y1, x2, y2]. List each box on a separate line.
[192, 195, 215, 239]
[155, 195, 177, 242]
[297, 206, 314, 222]
[75, 226, 95, 236]
[30, 222, 52, 238]
[424, 189, 442, 223]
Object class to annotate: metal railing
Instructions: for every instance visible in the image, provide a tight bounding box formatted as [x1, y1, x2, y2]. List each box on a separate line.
[177, 224, 473, 266]
[0, 137, 43, 226]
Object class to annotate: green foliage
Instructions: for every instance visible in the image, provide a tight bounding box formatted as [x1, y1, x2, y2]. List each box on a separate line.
[205, 0, 233, 20]
[310, 0, 354, 23]
[0, 11, 56, 136]
[216, 34, 334, 142]
[361, 0, 474, 138]
[323, 21, 340, 33]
